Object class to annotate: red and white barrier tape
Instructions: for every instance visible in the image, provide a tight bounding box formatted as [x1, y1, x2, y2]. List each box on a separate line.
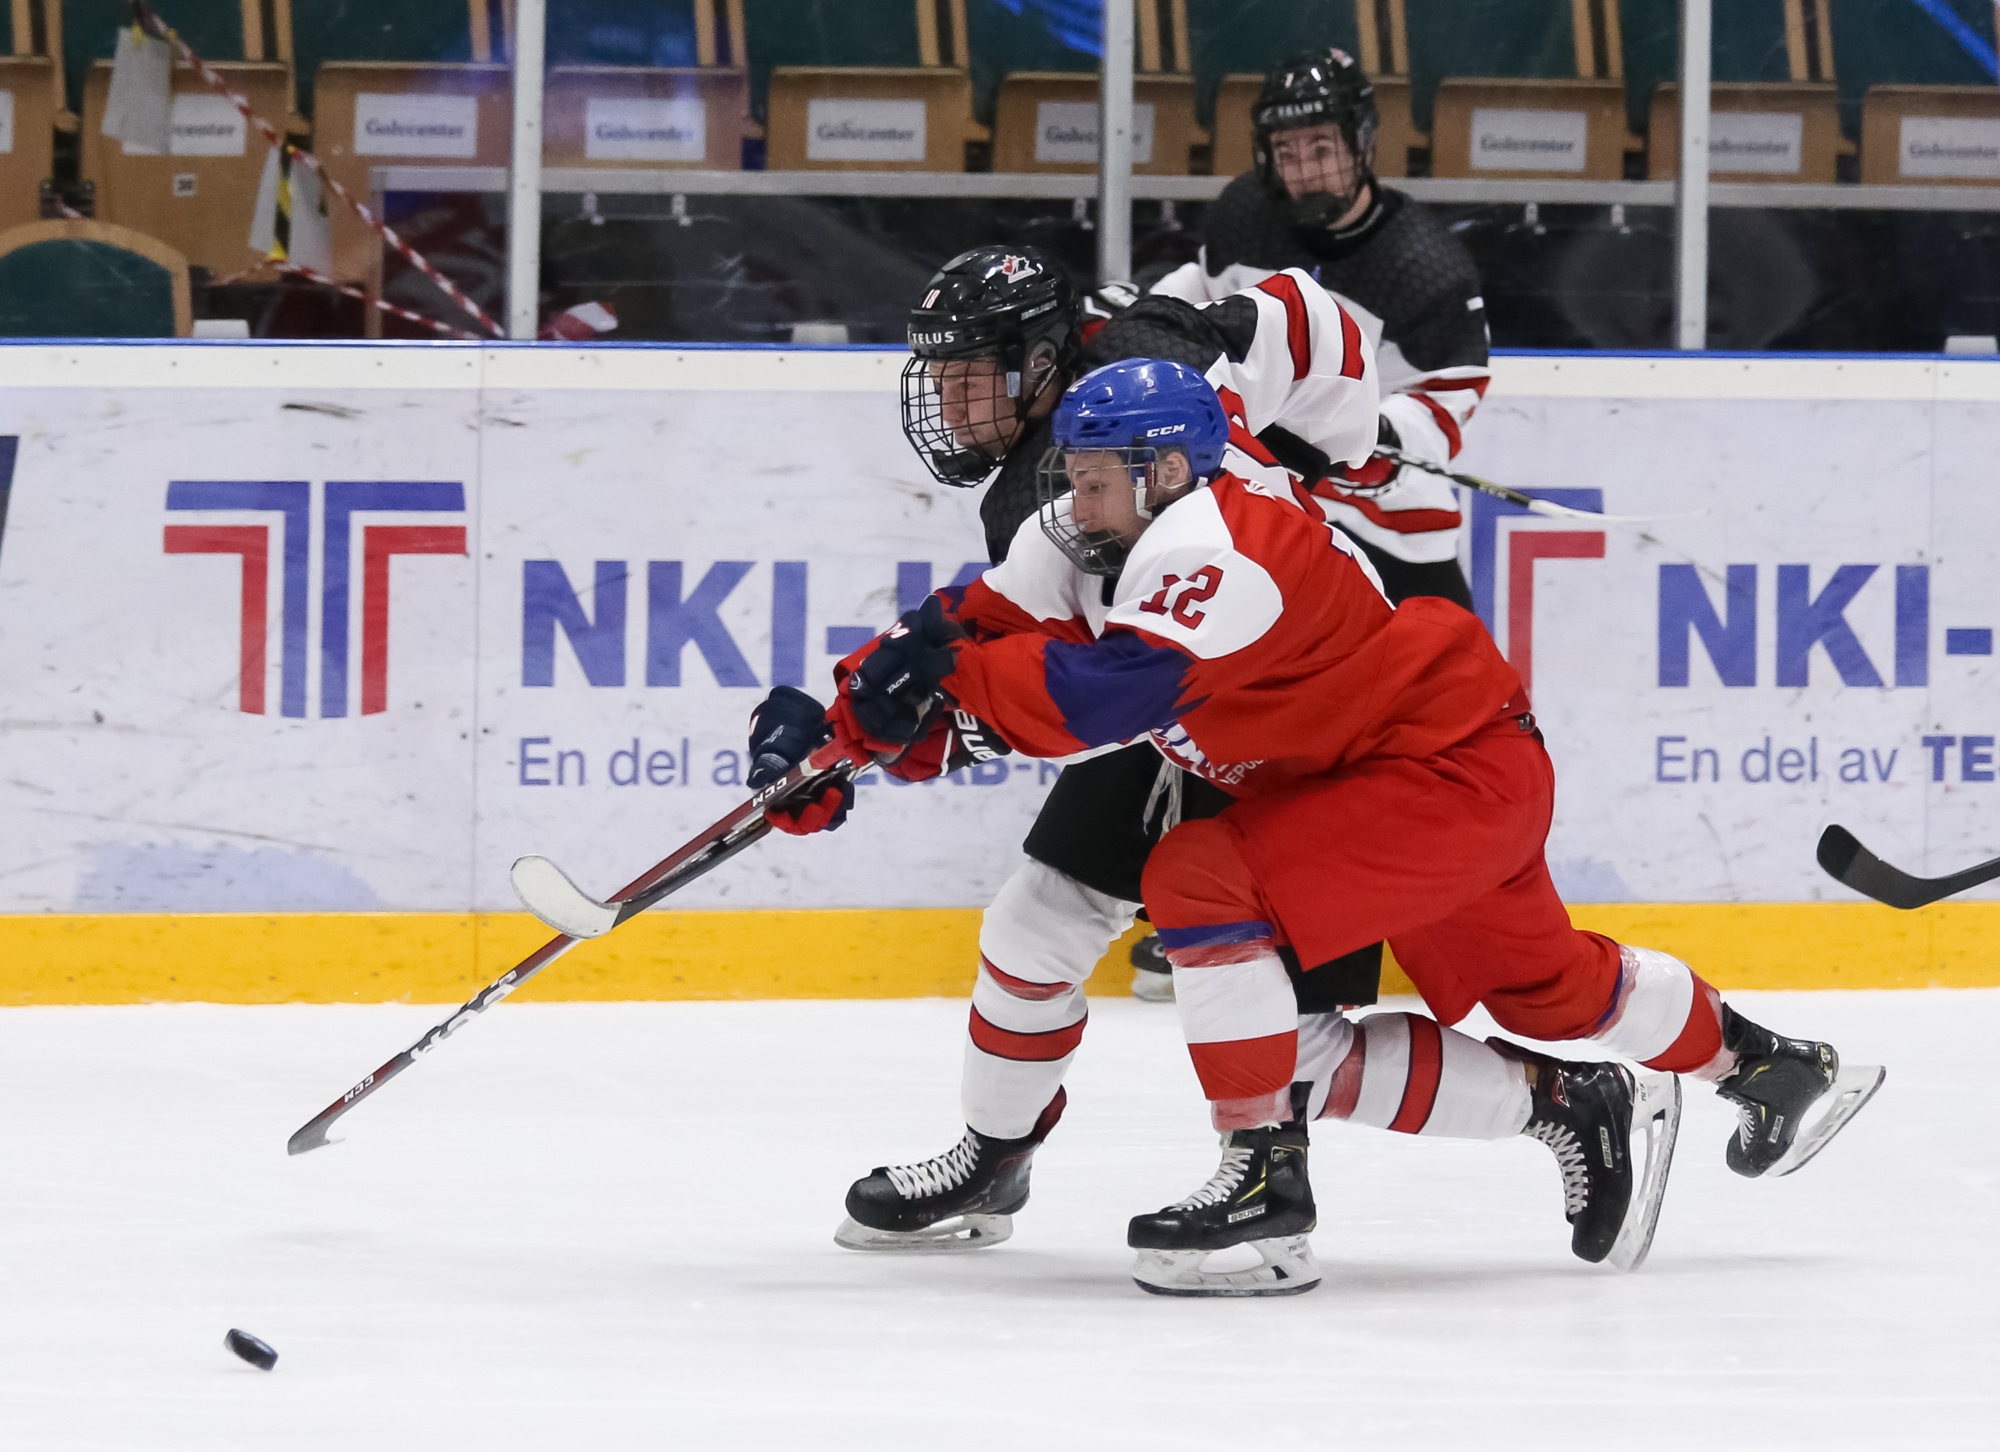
[132, 1, 505, 339]
[275, 263, 481, 338]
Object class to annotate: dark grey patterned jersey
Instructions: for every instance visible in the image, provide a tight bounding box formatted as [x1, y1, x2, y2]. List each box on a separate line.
[1151, 175, 1492, 567]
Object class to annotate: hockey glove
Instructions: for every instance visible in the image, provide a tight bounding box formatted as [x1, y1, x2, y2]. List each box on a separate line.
[835, 595, 966, 750]
[746, 686, 852, 835]
[877, 706, 1017, 784]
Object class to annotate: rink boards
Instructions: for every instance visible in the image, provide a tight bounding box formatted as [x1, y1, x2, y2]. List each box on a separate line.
[1, 344, 1996, 1001]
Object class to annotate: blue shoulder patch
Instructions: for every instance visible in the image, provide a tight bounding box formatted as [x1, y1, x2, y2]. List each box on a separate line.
[1042, 628, 1195, 748]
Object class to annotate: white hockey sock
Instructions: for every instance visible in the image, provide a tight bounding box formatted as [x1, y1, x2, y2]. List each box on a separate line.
[1591, 944, 1735, 1077]
[961, 860, 1137, 1140]
[1296, 1011, 1531, 1140]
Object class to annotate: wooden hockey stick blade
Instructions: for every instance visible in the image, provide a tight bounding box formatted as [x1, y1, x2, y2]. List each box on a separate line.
[511, 855, 618, 939]
[1816, 824, 2000, 909]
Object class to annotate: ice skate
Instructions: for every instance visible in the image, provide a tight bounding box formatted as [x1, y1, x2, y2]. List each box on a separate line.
[835, 1089, 1064, 1252]
[1127, 1124, 1320, 1297]
[1129, 933, 1174, 1003]
[1715, 1006, 1884, 1178]
[1516, 1051, 1680, 1272]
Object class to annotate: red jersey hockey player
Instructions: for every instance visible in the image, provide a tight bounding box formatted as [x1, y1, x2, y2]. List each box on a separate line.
[801, 358, 1882, 1296]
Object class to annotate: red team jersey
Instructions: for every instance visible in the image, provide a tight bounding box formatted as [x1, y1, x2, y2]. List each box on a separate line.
[934, 429, 1522, 797]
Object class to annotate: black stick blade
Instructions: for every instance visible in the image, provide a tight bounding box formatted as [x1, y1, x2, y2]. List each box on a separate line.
[1817, 824, 1929, 909]
[1817, 825, 1862, 883]
[1816, 824, 2000, 910]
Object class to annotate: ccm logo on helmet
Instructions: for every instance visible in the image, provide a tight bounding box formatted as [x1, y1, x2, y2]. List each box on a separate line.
[1145, 423, 1188, 437]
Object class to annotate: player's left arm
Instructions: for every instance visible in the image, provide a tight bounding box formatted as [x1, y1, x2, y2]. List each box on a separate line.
[1374, 283, 1491, 468]
[1195, 269, 1381, 474]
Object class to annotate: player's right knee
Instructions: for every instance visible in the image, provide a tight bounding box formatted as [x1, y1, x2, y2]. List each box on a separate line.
[1141, 818, 1262, 932]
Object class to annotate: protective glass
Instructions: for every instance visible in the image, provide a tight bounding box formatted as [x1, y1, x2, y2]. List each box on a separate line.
[1035, 445, 1161, 577]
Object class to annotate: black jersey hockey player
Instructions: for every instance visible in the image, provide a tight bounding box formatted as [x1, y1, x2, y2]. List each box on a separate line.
[1152, 47, 1489, 609]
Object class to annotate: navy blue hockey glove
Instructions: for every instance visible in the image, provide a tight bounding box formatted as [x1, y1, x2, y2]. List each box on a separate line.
[838, 595, 965, 748]
[747, 686, 852, 835]
[747, 686, 834, 788]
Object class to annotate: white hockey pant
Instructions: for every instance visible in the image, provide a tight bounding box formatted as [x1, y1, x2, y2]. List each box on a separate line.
[961, 860, 1137, 1140]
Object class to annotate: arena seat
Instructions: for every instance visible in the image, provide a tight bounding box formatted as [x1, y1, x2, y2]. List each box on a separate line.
[989, 0, 1202, 176]
[545, 0, 755, 172]
[760, 0, 982, 171]
[80, 53, 290, 277]
[1, 0, 62, 232]
[1862, 85, 2000, 187]
[1835, 0, 2000, 184]
[0, 218, 190, 336]
[1648, 1, 1842, 183]
[1425, 0, 1634, 181]
[306, 0, 512, 288]
[1202, 0, 1419, 181]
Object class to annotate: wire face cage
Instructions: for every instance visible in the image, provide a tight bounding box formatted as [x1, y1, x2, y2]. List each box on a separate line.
[1036, 444, 1166, 577]
[900, 353, 1025, 488]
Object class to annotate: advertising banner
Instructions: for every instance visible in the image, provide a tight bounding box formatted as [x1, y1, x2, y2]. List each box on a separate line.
[0, 348, 1995, 920]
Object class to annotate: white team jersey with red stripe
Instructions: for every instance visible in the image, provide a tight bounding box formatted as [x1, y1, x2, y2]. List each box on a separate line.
[1156, 257, 1487, 565]
[1188, 267, 1379, 482]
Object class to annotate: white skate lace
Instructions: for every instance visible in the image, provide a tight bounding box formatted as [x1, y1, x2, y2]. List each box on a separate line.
[1173, 1142, 1255, 1209]
[885, 1132, 982, 1200]
[1526, 1119, 1590, 1216]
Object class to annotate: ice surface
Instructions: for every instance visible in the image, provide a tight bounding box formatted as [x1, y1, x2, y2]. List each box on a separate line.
[0, 992, 1991, 1450]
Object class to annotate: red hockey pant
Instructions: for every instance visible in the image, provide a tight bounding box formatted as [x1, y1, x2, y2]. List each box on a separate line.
[1143, 715, 1723, 1111]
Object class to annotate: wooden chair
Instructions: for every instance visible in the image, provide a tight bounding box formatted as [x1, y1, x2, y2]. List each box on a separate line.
[544, 0, 755, 172]
[1429, 0, 1634, 181]
[1862, 85, 2000, 187]
[2, 0, 61, 231]
[1210, 1, 1421, 180]
[0, 218, 191, 336]
[1649, 1, 1841, 183]
[990, 0, 1202, 175]
[312, 0, 514, 290]
[765, 0, 983, 171]
[80, 58, 290, 276]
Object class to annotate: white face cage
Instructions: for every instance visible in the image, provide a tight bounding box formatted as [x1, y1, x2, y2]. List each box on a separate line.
[1035, 445, 1162, 578]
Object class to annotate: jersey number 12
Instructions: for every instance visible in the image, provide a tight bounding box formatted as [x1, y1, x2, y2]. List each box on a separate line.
[1138, 564, 1224, 629]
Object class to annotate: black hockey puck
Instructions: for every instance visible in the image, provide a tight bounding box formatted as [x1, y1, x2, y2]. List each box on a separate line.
[224, 1328, 278, 1371]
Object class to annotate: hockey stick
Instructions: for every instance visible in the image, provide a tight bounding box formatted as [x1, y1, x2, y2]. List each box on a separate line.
[285, 745, 856, 1154]
[1369, 446, 1701, 525]
[1816, 824, 2000, 910]
[511, 746, 858, 938]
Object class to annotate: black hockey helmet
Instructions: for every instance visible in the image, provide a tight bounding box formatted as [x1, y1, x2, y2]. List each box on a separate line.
[901, 245, 1083, 487]
[1251, 48, 1378, 229]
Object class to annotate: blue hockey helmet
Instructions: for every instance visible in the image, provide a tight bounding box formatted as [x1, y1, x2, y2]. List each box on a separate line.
[1053, 357, 1230, 476]
[1037, 358, 1231, 575]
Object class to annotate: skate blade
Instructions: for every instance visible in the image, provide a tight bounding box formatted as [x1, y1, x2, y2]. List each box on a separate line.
[832, 1213, 1013, 1254]
[1769, 1063, 1886, 1178]
[1607, 1071, 1681, 1273]
[1130, 1236, 1321, 1297]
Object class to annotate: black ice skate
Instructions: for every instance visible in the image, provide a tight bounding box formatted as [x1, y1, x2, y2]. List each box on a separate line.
[834, 1089, 1065, 1253]
[1127, 1124, 1319, 1297]
[1129, 933, 1174, 1003]
[1516, 1051, 1681, 1272]
[1714, 1006, 1884, 1178]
